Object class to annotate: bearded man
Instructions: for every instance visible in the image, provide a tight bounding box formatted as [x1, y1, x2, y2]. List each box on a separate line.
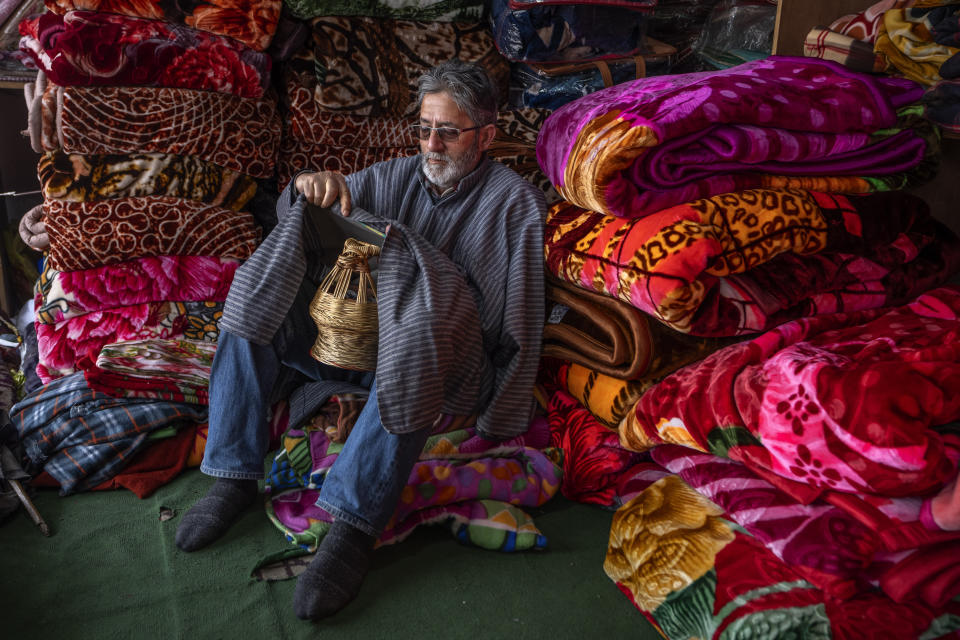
[173, 59, 547, 622]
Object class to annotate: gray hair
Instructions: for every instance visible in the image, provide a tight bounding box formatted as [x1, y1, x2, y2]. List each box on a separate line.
[416, 59, 498, 127]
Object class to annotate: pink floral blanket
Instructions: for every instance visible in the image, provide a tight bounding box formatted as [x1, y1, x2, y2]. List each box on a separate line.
[35, 256, 239, 324]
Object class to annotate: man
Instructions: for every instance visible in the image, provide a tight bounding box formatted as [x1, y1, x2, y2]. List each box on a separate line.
[174, 59, 547, 621]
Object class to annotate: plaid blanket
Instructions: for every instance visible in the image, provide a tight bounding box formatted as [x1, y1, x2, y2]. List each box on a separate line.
[9, 371, 207, 494]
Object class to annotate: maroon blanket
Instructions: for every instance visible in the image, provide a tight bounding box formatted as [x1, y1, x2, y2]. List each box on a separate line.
[43, 197, 261, 271]
[29, 74, 281, 178]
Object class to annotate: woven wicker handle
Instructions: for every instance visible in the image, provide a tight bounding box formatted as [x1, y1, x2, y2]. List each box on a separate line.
[320, 237, 381, 304]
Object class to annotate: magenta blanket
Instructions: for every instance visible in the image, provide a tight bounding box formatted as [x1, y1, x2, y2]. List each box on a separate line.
[620, 286, 960, 506]
[535, 55, 927, 218]
[34, 256, 239, 324]
[19, 11, 271, 97]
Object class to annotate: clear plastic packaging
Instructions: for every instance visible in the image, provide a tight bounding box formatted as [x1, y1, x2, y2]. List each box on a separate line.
[691, 0, 778, 69]
[490, 0, 651, 62]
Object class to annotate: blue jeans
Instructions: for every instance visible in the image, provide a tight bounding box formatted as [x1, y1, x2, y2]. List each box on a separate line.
[202, 281, 432, 537]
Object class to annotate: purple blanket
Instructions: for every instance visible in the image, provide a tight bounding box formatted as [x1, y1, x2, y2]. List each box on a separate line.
[535, 56, 926, 218]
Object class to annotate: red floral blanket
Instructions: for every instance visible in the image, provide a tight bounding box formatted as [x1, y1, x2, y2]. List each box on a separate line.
[20, 11, 271, 97]
[34, 256, 239, 324]
[42, 0, 282, 50]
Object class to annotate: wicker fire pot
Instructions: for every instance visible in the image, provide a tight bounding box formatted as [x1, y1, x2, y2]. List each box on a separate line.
[308, 237, 380, 371]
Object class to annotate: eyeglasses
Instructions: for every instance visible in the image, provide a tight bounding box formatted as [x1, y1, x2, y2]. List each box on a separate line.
[410, 123, 485, 142]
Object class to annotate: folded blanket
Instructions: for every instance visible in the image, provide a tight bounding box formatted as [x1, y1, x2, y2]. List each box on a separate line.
[803, 26, 884, 73]
[562, 341, 736, 430]
[283, 70, 415, 147]
[265, 405, 561, 553]
[620, 286, 960, 503]
[491, 0, 654, 63]
[276, 132, 417, 189]
[606, 473, 960, 639]
[42, 197, 261, 271]
[38, 150, 257, 209]
[31, 422, 201, 498]
[544, 276, 738, 382]
[27, 73, 281, 178]
[34, 256, 239, 324]
[544, 277, 650, 379]
[284, 0, 484, 21]
[41, 0, 282, 50]
[535, 56, 928, 218]
[9, 370, 207, 495]
[305, 16, 509, 116]
[80, 338, 216, 405]
[545, 188, 960, 336]
[35, 300, 222, 382]
[19, 11, 271, 97]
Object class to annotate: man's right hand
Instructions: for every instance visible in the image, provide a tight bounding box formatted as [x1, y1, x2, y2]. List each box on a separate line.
[294, 171, 352, 216]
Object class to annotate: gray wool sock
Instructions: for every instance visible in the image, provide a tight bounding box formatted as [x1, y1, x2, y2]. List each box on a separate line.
[293, 519, 376, 620]
[174, 478, 258, 552]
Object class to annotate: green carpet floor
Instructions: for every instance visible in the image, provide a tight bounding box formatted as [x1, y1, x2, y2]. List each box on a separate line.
[0, 469, 661, 639]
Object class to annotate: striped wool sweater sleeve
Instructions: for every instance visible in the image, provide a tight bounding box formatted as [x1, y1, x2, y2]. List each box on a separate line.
[219, 181, 307, 345]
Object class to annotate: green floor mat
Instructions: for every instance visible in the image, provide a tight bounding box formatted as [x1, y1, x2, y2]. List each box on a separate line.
[0, 469, 661, 639]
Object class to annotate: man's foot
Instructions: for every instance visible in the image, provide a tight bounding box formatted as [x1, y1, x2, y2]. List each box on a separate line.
[174, 478, 258, 552]
[292, 519, 376, 620]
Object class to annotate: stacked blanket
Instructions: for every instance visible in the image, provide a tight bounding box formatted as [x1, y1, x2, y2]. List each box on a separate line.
[532, 53, 960, 637]
[12, 3, 281, 493]
[537, 57, 957, 335]
[276, 10, 556, 201]
[600, 287, 960, 636]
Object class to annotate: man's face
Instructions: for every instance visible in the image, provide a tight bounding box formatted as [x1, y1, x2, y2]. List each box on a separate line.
[418, 91, 487, 191]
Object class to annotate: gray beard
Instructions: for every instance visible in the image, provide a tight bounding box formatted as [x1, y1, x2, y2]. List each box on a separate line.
[421, 142, 480, 191]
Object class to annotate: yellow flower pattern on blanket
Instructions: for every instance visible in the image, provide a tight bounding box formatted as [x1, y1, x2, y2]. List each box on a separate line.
[604, 475, 734, 612]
